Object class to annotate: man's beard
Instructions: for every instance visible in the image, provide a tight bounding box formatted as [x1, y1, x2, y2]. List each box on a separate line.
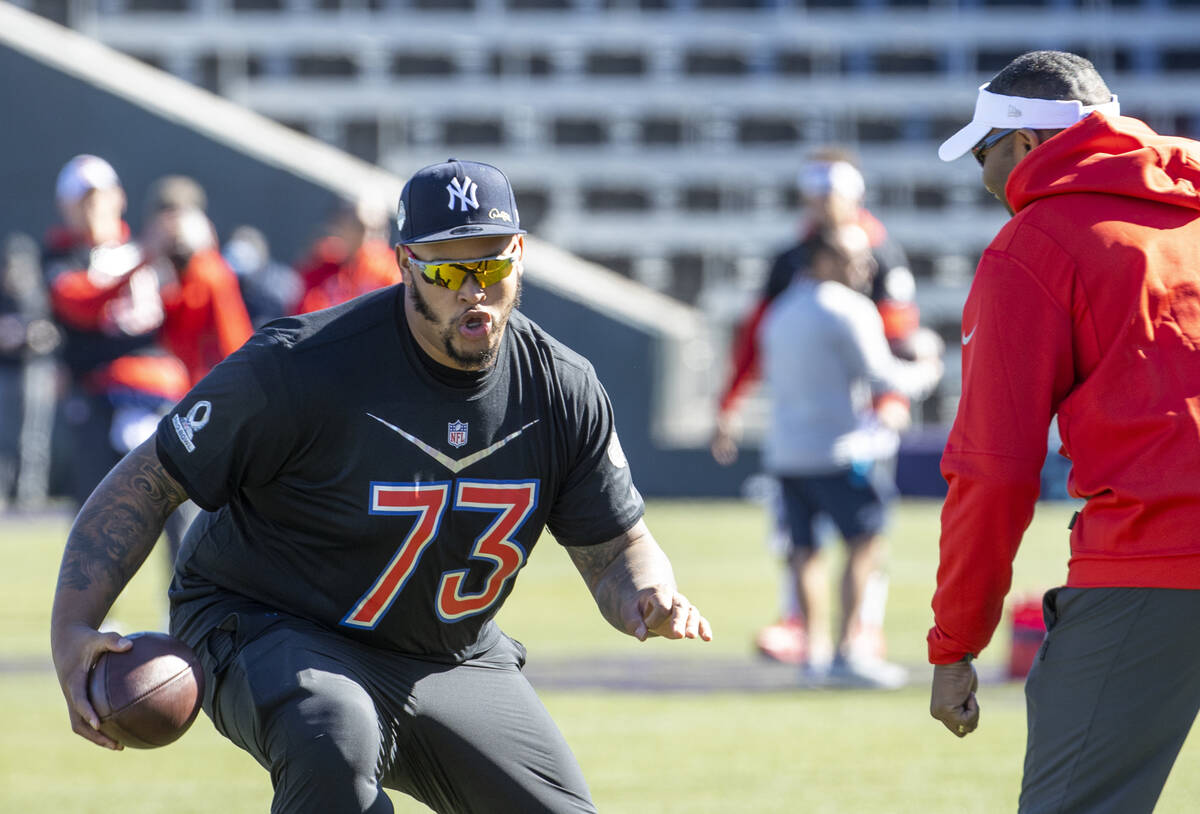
[408, 278, 521, 370]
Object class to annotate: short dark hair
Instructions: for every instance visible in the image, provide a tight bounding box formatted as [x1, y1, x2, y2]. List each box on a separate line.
[988, 50, 1111, 106]
[145, 175, 207, 217]
[799, 227, 844, 267]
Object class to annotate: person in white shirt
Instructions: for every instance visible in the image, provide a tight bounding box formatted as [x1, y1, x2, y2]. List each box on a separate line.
[760, 223, 942, 686]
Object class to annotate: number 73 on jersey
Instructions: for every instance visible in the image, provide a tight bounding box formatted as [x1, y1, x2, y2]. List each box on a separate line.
[341, 479, 538, 629]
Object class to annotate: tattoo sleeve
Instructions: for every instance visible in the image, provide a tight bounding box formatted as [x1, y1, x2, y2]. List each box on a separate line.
[566, 520, 677, 634]
[52, 437, 190, 629]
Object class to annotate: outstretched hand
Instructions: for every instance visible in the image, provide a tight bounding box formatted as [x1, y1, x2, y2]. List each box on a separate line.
[930, 659, 980, 738]
[51, 623, 133, 750]
[622, 586, 713, 642]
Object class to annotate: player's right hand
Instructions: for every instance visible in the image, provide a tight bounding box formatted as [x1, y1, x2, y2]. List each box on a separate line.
[623, 586, 713, 643]
[51, 622, 132, 750]
[929, 659, 980, 738]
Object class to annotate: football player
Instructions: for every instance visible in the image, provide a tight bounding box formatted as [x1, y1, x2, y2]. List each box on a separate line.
[51, 159, 711, 813]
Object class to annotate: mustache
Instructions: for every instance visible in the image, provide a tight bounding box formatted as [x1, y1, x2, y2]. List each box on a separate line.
[406, 278, 522, 370]
[408, 277, 522, 323]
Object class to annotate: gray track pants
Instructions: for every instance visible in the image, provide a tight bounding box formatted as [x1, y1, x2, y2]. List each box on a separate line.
[1020, 587, 1200, 814]
[194, 610, 597, 814]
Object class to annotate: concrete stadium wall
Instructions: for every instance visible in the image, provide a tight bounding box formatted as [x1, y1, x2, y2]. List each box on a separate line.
[0, 45, 342, 267]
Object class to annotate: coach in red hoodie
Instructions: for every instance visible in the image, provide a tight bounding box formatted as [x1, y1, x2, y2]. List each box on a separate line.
[928, 51, 1200, 813]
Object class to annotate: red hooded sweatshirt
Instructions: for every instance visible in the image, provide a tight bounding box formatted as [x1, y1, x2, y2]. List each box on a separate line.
[928, 114, 1200, 664]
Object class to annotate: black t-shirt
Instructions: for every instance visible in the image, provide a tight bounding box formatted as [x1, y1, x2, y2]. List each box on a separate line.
[762, 235, 912, 306]
[156, 286, 644, 660]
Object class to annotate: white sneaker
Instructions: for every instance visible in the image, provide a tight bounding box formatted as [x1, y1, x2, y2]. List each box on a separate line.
[826, 655, 908, 690]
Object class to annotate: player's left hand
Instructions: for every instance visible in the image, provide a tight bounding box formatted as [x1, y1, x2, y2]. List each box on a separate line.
[930, 659, 980, 738]
[710, 413, 740, 466]
[622, 587, 713, 642]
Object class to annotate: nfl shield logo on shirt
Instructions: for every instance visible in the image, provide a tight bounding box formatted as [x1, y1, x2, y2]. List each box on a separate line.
[447, 420, 469, 449]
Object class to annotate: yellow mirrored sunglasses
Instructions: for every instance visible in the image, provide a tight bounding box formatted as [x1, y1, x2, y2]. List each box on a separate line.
[403, 245, 518, 291]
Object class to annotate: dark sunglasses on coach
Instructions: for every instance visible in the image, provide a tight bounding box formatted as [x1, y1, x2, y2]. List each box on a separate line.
[971, 129, 1018, 166]
[402, 244, 519, 291]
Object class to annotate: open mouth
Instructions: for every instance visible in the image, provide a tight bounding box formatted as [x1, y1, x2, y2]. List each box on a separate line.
[459, 310, 492, 339]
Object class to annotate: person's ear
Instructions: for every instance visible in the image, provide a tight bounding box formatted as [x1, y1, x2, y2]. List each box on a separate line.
[1013, 129, 1042, 160]
[513, 235, 526, 276]
[395, 246, 414, 284]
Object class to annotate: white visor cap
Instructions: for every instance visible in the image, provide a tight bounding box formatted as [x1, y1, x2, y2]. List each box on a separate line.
[55, 154, 121, 205]
[938, 83, 1120, 162]
[798, 160, 866, 202]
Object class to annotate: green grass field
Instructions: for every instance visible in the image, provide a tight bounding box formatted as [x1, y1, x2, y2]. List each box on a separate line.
[4, 499, 1197, 812]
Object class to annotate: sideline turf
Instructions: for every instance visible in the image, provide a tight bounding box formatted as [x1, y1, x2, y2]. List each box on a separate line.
[5, 500, 1196, 813]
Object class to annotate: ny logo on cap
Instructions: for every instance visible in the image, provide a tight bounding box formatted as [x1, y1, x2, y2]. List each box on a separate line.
[447, 176, 480, 212]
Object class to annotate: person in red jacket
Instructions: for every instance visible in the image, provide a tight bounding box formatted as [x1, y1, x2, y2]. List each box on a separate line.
[142, 176, 253, 387]
[929, 51, 1200, 813]
[296, 197, 400, 314]
[45, 156, 192, 507]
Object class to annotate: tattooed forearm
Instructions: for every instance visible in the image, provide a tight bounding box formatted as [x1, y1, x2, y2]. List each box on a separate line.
[567, 538, 630, 632]
[56, 500, 151, 593]
[566, 539, 622, 592]
[53, 438, 188, 626]
[566, 520, 676, 633]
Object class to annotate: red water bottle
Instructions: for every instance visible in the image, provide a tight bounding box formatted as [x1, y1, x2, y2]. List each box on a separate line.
[1007, 596, 1047, 679]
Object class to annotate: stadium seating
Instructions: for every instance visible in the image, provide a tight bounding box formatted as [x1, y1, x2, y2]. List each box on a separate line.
[15, 0, 1200, 422]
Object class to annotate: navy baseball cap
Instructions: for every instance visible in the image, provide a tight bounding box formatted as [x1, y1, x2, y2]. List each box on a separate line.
[396, 159, 526, 245]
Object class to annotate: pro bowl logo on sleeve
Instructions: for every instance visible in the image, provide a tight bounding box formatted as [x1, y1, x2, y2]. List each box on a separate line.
[172, 400, 212, 453]
[607, 432, 628, 469]
[447, 419, 469, 449]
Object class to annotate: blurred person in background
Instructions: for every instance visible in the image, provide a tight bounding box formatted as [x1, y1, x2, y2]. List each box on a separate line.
[726, 223, 941, 688]
[222, 225, 303, 327]
[0, 233, 61, 510]
[140, 175, 253, 573]
[296, 196, 401, 313]
[142, 175, 254, 387]
[929, 50, 1200, 813]
[44, 155, 192, 540]
[712, 148, 921, 440]
[712, 150, 938, 665]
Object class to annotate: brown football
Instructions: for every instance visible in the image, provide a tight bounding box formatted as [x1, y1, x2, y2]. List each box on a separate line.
[86, 631, 205, 749]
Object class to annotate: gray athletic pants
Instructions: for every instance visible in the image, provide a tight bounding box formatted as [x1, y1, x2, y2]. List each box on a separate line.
[1020, 587, 1200, 814]
[193, 610, 596, 814]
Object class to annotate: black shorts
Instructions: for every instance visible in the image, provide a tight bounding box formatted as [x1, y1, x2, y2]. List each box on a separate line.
[185, 603, 596, 814]
[777, 465, 888, 551]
